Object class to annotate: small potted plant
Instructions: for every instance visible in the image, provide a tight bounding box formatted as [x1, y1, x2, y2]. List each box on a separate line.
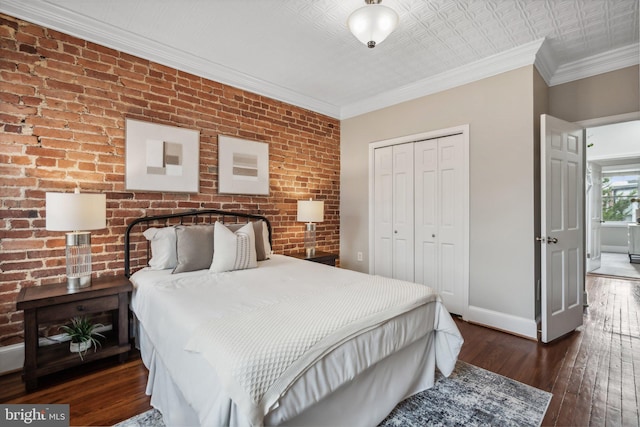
[59, 316, 105, 360]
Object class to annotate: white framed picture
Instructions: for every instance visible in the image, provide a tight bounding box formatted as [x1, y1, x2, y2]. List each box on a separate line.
[125, 118, 200, 193]
[218, 135, 269, 195]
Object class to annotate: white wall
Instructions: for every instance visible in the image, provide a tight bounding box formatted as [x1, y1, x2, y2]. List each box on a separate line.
[341, 66, 538, 337]
[587, 120, 640, 161]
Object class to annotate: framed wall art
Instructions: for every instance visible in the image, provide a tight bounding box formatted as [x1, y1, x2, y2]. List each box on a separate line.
[218, 135, 269, 195]
[125, 118, 200, 193]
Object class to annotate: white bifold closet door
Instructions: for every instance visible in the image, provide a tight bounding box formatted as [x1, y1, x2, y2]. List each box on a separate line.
[414, 135, 466, 315]
[373, 134, 465, 315]
[373, 143, 414, 282]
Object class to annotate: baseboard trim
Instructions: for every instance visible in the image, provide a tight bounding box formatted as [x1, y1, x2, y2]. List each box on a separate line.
[0, 342, 24, 375]
[466, 305, 538, 340]
[0, 324, 113, 376]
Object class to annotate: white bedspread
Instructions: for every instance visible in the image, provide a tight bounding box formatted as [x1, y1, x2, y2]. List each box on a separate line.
[130, 255, 463, 426]
[185, 275, 439, 425]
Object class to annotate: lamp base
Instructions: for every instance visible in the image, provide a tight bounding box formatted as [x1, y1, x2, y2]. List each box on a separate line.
[67, 275, 91, 290]
[66, 232, 93, 291]
[304, 223, 317, 258]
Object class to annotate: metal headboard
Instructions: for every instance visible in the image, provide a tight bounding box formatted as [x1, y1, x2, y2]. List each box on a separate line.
[124, 209, 272, 277]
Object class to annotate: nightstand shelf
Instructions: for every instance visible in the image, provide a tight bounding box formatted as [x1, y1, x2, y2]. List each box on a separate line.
[288, 250, 339, 266]
[17, 276, 133, 391]
[34, 332, 122, 378]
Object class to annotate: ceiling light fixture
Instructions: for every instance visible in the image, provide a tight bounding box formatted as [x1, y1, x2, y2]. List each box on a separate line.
[347, 0, 399, 48]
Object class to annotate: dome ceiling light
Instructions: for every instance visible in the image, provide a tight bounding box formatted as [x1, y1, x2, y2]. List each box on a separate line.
[347, 0, 399, 48]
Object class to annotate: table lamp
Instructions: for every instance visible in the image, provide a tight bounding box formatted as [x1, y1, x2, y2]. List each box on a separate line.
[46, 190, 106, 290]
[297, 199, 324, 257]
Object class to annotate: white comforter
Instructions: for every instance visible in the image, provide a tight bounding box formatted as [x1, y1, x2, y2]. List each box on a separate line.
[131, 255, 463, 426]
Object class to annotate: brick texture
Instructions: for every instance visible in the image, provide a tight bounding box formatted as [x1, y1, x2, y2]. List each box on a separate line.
[0, 14, 340, 346]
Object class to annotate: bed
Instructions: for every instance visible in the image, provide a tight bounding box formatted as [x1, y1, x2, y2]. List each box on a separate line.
[124, 209, 463, 427]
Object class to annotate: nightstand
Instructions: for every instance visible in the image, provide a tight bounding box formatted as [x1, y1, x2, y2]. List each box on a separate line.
[17, 275, 133, 391]
[288, 250, 339, 266]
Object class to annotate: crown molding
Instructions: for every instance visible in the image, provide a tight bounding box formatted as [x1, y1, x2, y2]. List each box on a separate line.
[0, 0, 341, 118]
[549, 43, 640, 86]
[2, 1, 636, 121]
[340, 39, 546, 119]
[340, 39, 640, 118]
[533, 38, 557, 86]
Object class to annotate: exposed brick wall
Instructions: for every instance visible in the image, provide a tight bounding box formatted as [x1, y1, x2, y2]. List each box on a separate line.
[0, 14, 340, 346]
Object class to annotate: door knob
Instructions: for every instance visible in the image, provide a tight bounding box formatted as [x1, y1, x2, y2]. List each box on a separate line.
[536, 236, 558, 244]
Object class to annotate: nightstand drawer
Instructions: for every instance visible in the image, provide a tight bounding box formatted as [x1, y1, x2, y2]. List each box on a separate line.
[38, 295, 119, 323]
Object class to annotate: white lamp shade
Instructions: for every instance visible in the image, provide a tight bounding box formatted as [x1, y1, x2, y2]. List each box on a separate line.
[297, 200, 324, 223]
[46, 192, 106, 231]
[347, 4, 399, 47]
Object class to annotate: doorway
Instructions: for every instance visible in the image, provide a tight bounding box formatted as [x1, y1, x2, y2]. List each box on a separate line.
[584, 119, 640, 280]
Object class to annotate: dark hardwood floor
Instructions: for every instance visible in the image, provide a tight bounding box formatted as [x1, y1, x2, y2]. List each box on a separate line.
[1, 274, 638, 426]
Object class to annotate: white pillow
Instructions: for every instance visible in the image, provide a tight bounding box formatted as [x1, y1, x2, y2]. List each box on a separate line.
[210, 222, 257, 273]
[143, 226, 177, 270]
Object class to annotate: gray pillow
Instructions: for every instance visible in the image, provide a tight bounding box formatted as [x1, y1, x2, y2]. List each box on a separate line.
[172, 224, 214, 273]
[226, 220, 271, 261]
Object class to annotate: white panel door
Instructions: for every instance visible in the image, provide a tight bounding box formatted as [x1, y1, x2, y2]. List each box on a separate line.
[586, 162, 602, 272]
[415, 134, 466, 315]
[373, 144, 414, 281]
[414, 139, 437, 290]
[374, 146, 393, 278]
[392, 143, 415, 282]
[540, 114, 584, 343]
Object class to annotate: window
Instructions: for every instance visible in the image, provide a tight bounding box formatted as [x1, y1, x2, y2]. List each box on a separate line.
[602, 173, 639, 222]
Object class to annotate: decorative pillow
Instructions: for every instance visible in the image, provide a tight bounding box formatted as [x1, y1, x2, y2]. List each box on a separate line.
[210, 221, 257, 273]
[142, 227, 177, 270]
[257, 220, 272, 260]
[172, 224, 215, 274]
[226, 220, 272, 261]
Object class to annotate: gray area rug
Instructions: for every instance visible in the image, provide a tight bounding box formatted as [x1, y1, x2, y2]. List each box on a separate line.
[115, 361, 551, 427]
[590, 252, 640, 279]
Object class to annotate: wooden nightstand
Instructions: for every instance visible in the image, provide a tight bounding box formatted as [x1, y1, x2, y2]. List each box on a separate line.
[288, 250, 339, 266]
[17, 275, 133, 391]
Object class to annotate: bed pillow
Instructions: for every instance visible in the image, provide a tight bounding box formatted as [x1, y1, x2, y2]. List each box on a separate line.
[173, 224, 215, 274]
[257, 220, 272, 260]
[210, 221, 257, 273]
[142, 226, 177, 270]
[226, 220, 271, 260]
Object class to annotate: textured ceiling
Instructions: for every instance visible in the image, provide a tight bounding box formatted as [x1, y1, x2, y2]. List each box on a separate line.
[1, 0, 639, 118]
